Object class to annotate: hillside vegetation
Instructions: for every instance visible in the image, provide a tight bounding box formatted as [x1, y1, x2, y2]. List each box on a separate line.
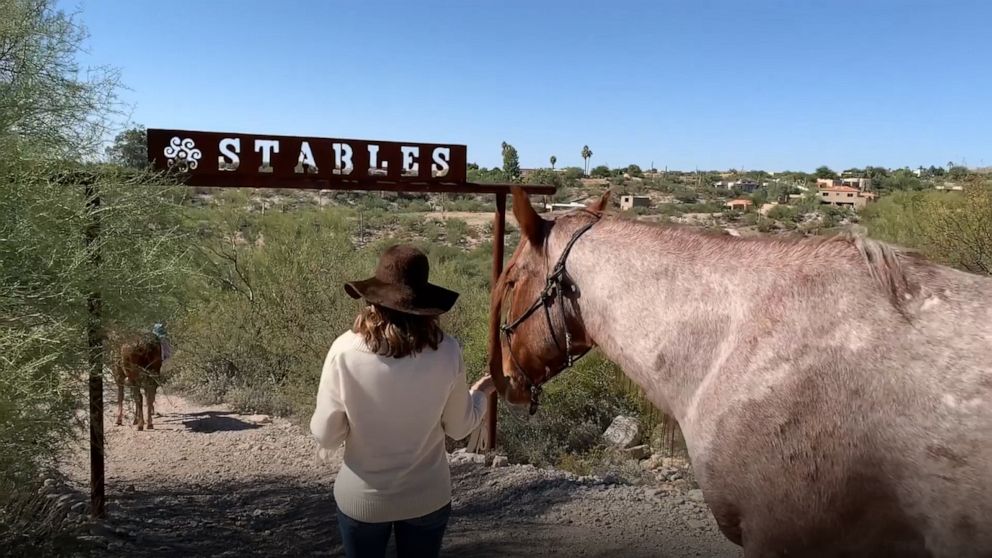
[170, 193, 655, 469]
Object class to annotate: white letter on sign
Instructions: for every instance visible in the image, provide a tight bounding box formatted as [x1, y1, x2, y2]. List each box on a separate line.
[295, 141, 318, 174]
[400, 146, 420, 177]
[218, 138, 240, 171]
[255, 139, 280, 173]
[333, 143, 353, 175]
[367, 144, 387, 176]
[431, 147, 450, 178]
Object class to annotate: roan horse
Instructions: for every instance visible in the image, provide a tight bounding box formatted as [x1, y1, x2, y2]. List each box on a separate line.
[111, 324, 172, 430]
[489, 188, 992, 557]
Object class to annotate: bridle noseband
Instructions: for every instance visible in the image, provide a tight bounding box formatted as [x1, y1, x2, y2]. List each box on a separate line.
[500, 214, 600, 415]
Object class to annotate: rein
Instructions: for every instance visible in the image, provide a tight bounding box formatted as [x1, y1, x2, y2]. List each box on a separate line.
[500, 214, 600, 414]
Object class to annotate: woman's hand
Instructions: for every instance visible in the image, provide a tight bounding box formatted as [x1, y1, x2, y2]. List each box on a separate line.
[471, 376, 496, 395]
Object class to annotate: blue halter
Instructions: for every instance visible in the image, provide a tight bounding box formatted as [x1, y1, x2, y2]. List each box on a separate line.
[151, 323, 167, 338]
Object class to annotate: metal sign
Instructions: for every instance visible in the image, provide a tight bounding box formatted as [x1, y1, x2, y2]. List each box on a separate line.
[147, 128, 478, 192]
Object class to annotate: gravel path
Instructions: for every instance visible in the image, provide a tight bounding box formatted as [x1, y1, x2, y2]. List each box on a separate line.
[62, 392, 741, 558]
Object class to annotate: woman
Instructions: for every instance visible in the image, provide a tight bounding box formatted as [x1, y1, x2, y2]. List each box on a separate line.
[310, 244, 495, 558]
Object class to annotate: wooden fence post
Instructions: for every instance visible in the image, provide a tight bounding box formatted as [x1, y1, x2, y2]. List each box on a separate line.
[83, 180, 106, 519]
[488, 192, 507, 449]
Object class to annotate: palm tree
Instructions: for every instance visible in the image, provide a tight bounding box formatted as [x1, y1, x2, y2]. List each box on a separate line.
[549, 155, 557, 170]
[581, 145, 592, 174]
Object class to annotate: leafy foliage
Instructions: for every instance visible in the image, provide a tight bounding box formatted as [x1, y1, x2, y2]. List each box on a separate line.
[562, 167, 585, 181]
[948, 165, 969, 181]
[1, 1, 190, 545]
[172, 208, 493, 418]
[0, 0, 121, 157]
[874, 168, 924, 193]
[497, 354, 647, 467]
[501, 141, 521, 181]
[863, 179, 992, 275]
[815, 165, 838, 180]
[105, 126, 148, 168]
[766, 204, 799, 222]
[673, 189, 699, 204]
[524, 168, 578, 194]
[590, 165, 611, 178]
[467, 163, 508, 184]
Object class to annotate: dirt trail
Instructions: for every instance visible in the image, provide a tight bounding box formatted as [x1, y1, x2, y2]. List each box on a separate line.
[63, 392, 741, 558]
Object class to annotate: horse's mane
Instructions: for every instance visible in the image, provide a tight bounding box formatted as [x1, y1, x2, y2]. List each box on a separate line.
[558, 211, 924, 317]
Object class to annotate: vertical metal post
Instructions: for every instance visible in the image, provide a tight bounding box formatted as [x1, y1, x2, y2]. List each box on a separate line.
[488, 192, 507, 449]
[84, 181, 106, 519]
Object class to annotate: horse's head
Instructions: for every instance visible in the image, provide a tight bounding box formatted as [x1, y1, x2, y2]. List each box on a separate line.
[488, 187, 609, 410]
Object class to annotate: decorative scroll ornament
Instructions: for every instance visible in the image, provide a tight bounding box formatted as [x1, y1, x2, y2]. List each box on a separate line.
[163, 137, 202, 170]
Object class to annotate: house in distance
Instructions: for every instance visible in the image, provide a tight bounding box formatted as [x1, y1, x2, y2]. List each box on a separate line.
[620, 195, 651, 211]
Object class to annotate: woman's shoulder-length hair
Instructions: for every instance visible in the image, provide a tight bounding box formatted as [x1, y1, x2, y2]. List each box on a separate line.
[352, 304, 444, 358]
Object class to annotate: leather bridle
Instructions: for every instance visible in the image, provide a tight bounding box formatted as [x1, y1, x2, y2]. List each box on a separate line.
[500, 214, 600, 415]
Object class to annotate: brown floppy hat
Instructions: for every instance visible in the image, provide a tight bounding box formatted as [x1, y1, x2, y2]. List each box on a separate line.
[344, 244, 459, 316]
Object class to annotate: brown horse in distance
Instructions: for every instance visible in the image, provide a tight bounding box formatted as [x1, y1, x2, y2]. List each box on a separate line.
[112, 328, 170, 430]
[490, 187, 992, 557]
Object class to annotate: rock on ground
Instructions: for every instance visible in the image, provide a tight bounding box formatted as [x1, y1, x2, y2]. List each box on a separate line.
[602, 415, 640, 448]
[623, 444, 651, 460]
[60, 391, 740, 558]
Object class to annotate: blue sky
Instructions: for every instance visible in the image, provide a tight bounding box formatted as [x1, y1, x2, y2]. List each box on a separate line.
[69, 0, 990, 172]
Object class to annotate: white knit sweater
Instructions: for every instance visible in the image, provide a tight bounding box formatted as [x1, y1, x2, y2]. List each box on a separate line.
[309, 330, 488, 522]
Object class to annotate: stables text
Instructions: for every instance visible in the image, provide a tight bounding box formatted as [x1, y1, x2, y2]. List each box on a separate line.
[146, 129, 468, 187]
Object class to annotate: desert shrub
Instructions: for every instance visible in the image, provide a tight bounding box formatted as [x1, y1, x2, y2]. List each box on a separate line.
[467, 165, 507, 184]
[590, 165, 611, 178]
[355, 194, 391, 211]
[423, 220, 445, 243]
[767, 205, 799, 222]
[673, 190, 699, 204]
[172, 211, 495, 418]
[445, 218, 469, 245]
[864, 181, 992, 275]
[0, 1, 196, 545]
[681, 202, 725, 214]
[172, 209, 367, 416]
[496, 354, 648, 467]
[654, 204, 683, 216]
[756, 217, 775, 233]
[403, 199, 432, 212]
[1, 165, 190, 544]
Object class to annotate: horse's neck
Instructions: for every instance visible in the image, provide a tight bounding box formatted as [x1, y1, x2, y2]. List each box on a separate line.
[562, 224, 769, 424]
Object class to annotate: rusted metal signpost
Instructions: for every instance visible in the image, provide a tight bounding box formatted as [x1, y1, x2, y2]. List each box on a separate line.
[83, 177, 106, 519]
[82, 129, 553, 516]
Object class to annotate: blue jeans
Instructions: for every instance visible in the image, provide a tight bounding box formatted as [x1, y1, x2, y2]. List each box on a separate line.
[337, 502, 451, 558]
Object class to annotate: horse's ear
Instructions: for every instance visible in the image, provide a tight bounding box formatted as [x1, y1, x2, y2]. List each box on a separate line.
[511, 186, 546, 247]
[587, 190, 611, 214]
